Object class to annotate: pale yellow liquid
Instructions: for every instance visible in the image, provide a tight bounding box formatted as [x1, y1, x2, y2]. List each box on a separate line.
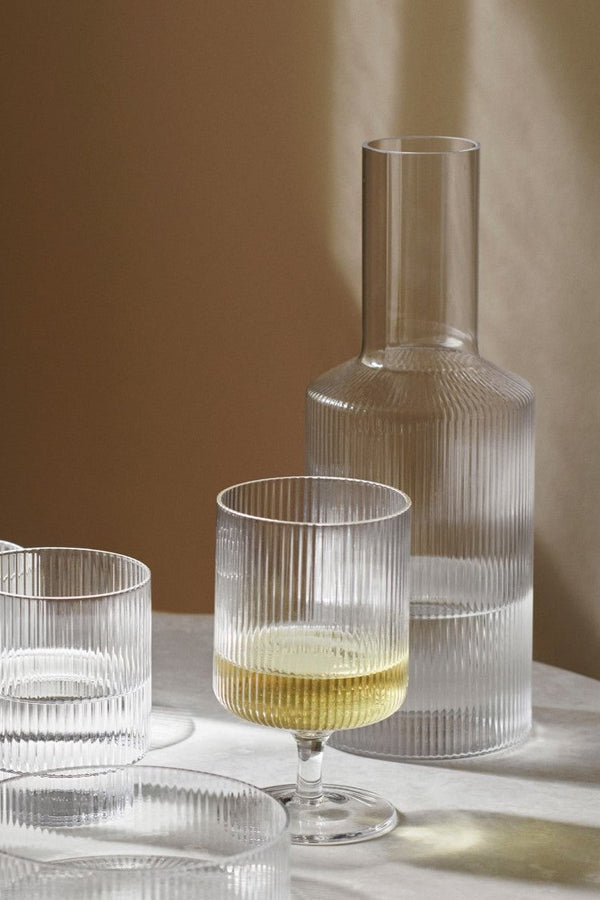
[214, 624, 408, 732]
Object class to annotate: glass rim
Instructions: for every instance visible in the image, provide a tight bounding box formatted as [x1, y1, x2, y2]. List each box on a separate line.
[0, 547, 151, 602]
[0, 764, 290, 868]
[217, 475, 411, 526]
[0, 540, 21, 551]
[363, 135, 480, 155]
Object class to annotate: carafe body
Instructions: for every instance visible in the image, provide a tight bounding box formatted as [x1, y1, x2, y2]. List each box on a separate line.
[306, 137, 534, 758]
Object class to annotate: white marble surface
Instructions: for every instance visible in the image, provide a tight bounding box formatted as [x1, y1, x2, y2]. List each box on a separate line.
[146, 613, 600, 899]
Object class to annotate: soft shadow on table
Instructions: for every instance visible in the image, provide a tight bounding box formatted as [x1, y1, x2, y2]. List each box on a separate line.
[292, 875, 371, 900]
[385, 810, 600, 889]
[148, 706, 195, 751]
[413, 705, 600, 786]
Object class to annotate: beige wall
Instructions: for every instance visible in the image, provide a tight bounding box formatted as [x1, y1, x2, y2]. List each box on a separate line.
[2, 2, 599, 679]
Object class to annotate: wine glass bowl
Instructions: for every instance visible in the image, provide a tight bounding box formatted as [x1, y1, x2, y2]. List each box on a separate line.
[213, 476, 411, 845]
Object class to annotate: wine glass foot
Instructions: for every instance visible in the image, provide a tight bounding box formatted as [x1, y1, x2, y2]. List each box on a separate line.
[265, 783, 398, 845]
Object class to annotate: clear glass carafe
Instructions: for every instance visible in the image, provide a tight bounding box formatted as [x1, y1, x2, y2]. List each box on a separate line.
[306, 137, 535, 758]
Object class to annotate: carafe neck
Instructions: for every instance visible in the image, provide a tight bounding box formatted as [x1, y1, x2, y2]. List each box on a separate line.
[360, 137, 480, 366]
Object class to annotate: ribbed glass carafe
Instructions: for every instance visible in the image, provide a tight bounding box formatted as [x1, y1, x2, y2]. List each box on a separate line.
[306, 137, 535, 759]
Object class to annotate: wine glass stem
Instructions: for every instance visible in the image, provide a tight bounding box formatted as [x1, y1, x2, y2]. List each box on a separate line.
[293, 733, 329, 805]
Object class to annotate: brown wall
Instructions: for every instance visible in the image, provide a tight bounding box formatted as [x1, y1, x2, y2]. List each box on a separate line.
[2, 3, 359, 614]
[3, 2, 600, 679]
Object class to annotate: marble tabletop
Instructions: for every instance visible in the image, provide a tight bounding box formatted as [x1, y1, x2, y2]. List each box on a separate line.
[145, 612, 600, 899]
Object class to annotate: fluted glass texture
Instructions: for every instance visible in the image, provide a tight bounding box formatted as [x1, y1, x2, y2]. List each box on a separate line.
[0, 548, 151, 772]
[213, 477, 411, 735]
[306, 138, 535, 759]
[0, 766, 290, 899]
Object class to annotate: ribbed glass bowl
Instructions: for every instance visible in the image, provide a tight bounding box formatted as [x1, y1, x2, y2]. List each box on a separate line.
[0, 766, 290, 898]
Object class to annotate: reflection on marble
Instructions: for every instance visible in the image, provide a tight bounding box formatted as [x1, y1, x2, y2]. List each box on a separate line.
[387, 810, 600, 887]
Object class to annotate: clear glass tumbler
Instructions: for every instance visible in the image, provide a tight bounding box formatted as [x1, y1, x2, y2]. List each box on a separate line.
[0, 547, 151, 772]
[213, 476, 411, 844]
[0, 766, 290, 899]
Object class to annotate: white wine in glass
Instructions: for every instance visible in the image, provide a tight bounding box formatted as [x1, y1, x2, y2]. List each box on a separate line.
[215, 623, 408, 732]
[213, 476, 411, 845]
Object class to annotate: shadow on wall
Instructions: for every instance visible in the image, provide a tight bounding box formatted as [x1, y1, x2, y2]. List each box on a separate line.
[533, 537, 599, 679]
[392, 0, 600, 681]
[395, 0, 472, 134]
[519, 1, 600, 683]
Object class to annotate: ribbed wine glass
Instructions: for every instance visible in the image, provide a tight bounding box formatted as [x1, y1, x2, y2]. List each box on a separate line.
[213, 476, 411, 845]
